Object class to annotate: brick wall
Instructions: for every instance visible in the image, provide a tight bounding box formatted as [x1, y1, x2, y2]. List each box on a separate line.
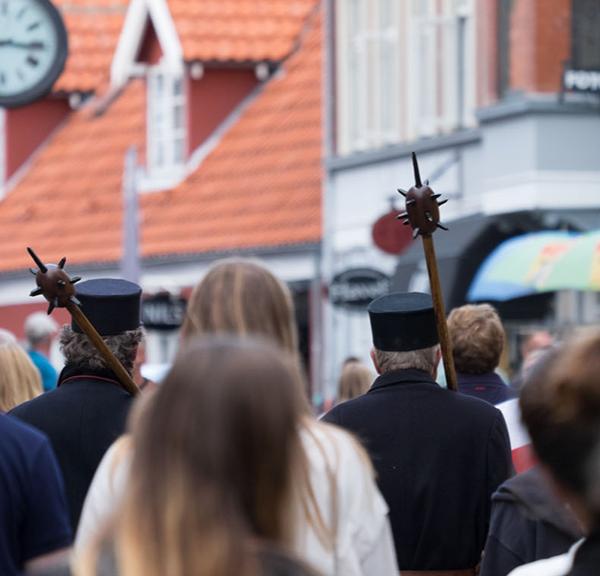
[509, 0, 571, 94]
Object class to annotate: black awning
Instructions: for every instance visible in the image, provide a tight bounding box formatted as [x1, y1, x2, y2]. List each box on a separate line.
[391, 209, 598, 317]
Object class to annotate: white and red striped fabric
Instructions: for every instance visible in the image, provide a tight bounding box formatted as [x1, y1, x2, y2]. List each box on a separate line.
[496, 398, 536, 473]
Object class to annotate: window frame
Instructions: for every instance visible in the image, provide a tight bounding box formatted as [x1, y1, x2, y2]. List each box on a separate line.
[335, 0, 477, 155]
[145, 65, 187, 184]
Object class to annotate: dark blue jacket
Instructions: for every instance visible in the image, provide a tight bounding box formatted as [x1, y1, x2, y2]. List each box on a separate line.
[480, 467, 583, 576]
[458, 372, 516, 406]
[10, 366, 133, 531]
[323, 368, 513, 571]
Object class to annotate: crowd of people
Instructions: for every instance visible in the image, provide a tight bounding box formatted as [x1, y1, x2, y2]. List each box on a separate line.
[0, 257, 598, 575]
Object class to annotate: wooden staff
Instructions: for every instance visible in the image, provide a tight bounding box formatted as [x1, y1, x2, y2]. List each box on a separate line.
[397, 153, 458, 391]
[27, 247, 139, 396]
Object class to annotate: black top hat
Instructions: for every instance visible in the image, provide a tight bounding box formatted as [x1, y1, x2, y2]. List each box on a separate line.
[72, 279, 142, 336]
[367, 292, 439, 352]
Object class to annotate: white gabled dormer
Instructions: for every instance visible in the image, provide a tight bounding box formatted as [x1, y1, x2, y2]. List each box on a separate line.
[111, 0, 186, 191]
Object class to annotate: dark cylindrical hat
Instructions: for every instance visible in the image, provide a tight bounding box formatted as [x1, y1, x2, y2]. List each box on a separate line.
[72, 279, 142, 336]
[367, 292, 439, 352]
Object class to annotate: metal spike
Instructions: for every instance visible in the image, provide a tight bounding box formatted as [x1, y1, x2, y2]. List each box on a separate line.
[29, 268, 37, 276]
[396, 211, 408, 220]
[27, 247, 47, 273]
[411, 152, 422, 187]
[397, 188, 407, 197]
[431, 193, 441, 200]
[70, 276, 81, 284]
[403, 220, 411, 226]
[58, 257, 67, 269]
[47, 301, 55, 314]
[70, 296, 81, 306]
[29, 287, 43, 297]
[425, 212, 434, 222]
[57, 279, 67, 287]
[437, 222, 449, 231]
[424, 179, 430, 186]
[412, 227, 421, 239]
[437, 198, 448, 207]
[406, 198, 416, 207]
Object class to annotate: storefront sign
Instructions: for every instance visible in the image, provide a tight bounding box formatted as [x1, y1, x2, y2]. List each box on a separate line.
[563, 68, 600, 93]
[372, 209, 414, 255]
[142, 293, 187, 330]
[329, 268, 390, 310]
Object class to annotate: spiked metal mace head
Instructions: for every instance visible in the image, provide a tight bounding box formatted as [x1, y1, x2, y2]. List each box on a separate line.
[396, 152, 450, 238]
[27, 248, 82, 314]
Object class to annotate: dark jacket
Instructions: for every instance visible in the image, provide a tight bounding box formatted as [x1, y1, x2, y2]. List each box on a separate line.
[480, 467, 583, 576]
[323, 368, 513, 571]
[9, 365, 134, 530]
[571, 527, 600, 576]
[458, 372, 516, 406]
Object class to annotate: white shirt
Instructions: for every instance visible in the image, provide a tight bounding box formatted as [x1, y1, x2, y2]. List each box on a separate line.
[76, 422, 398, 576]
[508, 540, 584, 576]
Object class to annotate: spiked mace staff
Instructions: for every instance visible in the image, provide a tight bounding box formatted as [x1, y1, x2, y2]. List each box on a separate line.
[26, 248, 139, 396]
[397, 153, 458, 391]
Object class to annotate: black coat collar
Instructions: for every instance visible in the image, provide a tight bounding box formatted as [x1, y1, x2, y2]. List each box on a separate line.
[370, 368, 438, 392]
[58, 364, 122, 387]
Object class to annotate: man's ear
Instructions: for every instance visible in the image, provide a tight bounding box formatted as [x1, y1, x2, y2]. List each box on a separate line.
[370, 348, 382, 375]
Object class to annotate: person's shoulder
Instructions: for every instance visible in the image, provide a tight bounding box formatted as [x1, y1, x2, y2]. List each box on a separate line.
[0, 413, 48, 445]
[322, 393, 371, 423]
[9, 387, 58, 417]
[446, 387, 505, 418]
[0, 414, 51, 468]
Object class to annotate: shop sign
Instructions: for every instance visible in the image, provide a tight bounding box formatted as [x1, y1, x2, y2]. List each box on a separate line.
[563, 68, 600, 93]
[372, 209, 414, 255]
[142, 293, 187, 330]
[329, 268, 390, 310]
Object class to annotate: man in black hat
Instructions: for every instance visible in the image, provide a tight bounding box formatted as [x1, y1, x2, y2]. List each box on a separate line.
[323, 292, 512, 573]
[11, 278, 143, 530]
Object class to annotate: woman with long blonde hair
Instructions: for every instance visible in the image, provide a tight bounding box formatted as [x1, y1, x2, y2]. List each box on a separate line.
[77, 259, 397, 575]
[179, 259, 397, 575]
[76, 338, 316, 576]
[0, 329, 43, 412]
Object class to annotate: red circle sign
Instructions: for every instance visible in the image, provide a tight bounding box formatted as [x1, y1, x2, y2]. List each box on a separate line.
[372, 210, 414, 255]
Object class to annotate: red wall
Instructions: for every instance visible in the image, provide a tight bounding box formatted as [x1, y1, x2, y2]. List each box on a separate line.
[5, 98, 70, 180]
[187, 69, 258, 154]
[0, 301, 69, 340]
[137, 21, 163, 65]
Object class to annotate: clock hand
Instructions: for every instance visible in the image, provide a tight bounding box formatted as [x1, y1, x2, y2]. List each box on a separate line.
[0, 40, 45, 49]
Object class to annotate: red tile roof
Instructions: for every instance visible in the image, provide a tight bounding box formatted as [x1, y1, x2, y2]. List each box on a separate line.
[0, 6, 322, 273]
[54, 0, 128, 93]
[169, 0, 318, 62]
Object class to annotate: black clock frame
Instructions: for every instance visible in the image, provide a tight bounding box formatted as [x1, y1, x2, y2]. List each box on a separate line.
[0, 0, 69, 109]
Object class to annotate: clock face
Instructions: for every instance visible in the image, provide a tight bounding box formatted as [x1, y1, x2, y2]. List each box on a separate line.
[0, 0, 68, 108]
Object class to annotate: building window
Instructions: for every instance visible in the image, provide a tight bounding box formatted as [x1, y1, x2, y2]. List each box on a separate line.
[572, 0, 600, 69]
[146, 68, 186, 180]
[337, 0, 400, 153]
[336, 0, 476, 155]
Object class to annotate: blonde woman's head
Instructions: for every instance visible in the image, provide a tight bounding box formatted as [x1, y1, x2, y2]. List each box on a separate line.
[0, 335, 42, 411]
[181, 259, 298, 357]
[337, 359, 372, 403]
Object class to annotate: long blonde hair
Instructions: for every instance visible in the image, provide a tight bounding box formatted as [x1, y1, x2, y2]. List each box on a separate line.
[337, 359, 373, 403]
[0, 340, 42, 411]
[116, 338, 307, 576]
[180, 259, 345, 551]
[181, 259, 298, 358]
